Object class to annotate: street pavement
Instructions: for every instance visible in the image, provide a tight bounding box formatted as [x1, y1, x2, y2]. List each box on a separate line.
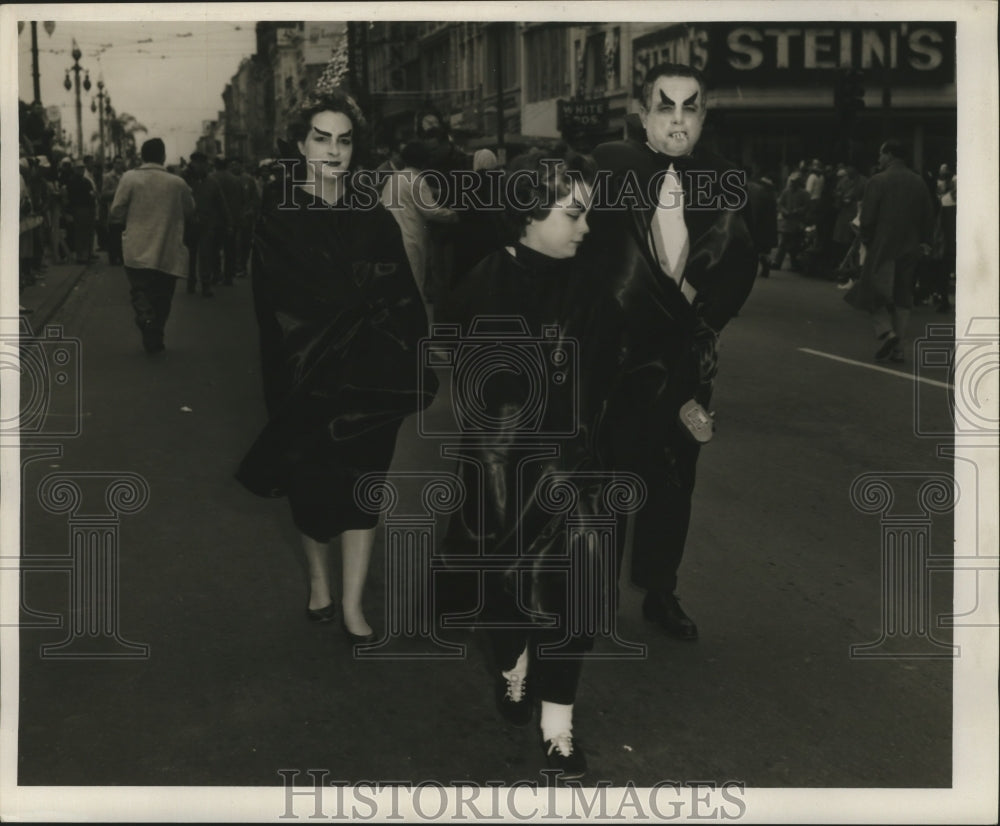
[15, 257, 958, 792]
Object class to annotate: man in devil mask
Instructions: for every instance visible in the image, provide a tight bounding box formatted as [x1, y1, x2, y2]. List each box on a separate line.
[586, 63, 758, 641]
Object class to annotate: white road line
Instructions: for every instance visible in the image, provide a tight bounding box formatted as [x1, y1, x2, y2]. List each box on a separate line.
[798, 348, 954, 390]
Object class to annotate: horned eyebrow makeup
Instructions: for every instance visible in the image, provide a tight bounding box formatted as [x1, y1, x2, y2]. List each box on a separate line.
[659, 88, 700, 107]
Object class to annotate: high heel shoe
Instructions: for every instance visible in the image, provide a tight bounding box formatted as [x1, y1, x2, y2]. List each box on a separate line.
[306, 602, 337, 623]
[340, 618, 376, 644]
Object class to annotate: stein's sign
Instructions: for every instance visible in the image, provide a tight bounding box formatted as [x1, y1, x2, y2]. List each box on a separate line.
[633, 22, 955, 96]
[558, 98, 611, 132]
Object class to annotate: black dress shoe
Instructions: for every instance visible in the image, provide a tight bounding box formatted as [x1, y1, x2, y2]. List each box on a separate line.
[874, 334, 900, 362]
[642, 592, 699, 640]
[340, 618, 376, 644]
[495, 672, 533, 726]
[140, 326, 165, 354]
[306, 602, 336, 623]
[542, 733, 587, 780]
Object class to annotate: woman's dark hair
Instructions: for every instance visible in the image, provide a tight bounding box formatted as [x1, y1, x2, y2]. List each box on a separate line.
[287, 88, 369, 171]
[500, 150, 598, 244]
[400, 140, 430, 171]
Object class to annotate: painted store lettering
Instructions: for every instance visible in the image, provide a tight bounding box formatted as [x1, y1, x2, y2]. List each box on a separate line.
[726, 26, 944, 72]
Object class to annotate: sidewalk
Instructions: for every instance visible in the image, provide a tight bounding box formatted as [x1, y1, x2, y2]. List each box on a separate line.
[18, 258, 94, 329]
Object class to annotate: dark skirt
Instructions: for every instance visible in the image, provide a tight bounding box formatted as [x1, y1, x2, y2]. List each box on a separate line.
[285, 414, 402, 543]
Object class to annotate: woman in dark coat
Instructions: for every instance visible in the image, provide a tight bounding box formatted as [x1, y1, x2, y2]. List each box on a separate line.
[237, 90, 437, 640]
[437, 151, 623, 780]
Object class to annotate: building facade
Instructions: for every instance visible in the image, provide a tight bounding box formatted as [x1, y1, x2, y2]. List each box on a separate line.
[220, 19, 955, 175]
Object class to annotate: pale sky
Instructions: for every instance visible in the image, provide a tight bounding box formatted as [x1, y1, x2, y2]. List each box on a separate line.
[17, 19, 257, 163]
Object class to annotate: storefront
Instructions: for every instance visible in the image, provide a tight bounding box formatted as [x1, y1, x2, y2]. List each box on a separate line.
[631, 21, 956, 177]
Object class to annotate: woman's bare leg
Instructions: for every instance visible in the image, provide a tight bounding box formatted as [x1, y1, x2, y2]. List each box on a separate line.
[301, 534, 333, 611]
[341, 527, 376, 635]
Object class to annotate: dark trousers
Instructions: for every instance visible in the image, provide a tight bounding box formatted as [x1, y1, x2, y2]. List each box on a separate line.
[71, 207, 95, 262]
[485, 572, 591, 706]
[222, 227, 238, 284]
[188, 226, 221, 288]
[125, 267, 177, 340]
[613, 380, 705, 597]
[628, 435, 701, 595]
[107, 225, 124, 265]
[236, 220, 254, 276]
[772, 230, 804, 271]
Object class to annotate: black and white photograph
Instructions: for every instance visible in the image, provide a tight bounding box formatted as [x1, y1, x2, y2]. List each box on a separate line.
[1, 2, 997, 822]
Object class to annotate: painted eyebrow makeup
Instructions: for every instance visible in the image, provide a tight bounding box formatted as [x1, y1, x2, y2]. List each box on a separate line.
[659, 89, 700, 107]
[311, 126, 353, 139]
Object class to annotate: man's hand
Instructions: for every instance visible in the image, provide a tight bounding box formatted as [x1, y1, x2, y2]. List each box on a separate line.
[692, 319, 719, 383]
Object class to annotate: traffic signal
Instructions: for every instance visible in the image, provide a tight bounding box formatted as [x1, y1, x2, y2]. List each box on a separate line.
[835, 69, 866, 116]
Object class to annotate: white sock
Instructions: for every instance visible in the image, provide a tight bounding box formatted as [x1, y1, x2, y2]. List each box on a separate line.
[500, 646, 529, 681]
[540, 701, 574, 744]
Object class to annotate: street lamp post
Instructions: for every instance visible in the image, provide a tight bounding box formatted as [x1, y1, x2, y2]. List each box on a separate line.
[64, 39, 91, 157]
[92, 80, 109, 163]
[105, 96, 114, 160]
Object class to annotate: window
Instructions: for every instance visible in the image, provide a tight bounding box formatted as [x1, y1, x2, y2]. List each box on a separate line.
[583, 31, 606, 95]
[525, 25, 570, 103]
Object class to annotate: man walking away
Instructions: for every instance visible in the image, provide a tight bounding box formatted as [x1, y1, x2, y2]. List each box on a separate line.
[845, 139, 934, 364]
[66, 159, 97, 264]
[771, 172, 809, 272]
[181, 152, 227, 296]
[101, 156, 127, 265]
[109, 138, 195, 353]
[215, 157, 246, 285]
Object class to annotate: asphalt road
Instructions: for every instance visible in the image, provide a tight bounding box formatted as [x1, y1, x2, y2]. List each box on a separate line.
[16, 258, 957, 791]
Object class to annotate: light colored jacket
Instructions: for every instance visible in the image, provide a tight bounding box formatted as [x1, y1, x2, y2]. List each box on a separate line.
[109, 163, 195, 277]
[380, 167, 456, 290]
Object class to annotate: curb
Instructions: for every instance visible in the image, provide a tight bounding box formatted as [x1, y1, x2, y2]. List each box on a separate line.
[21, 262, 92, 331]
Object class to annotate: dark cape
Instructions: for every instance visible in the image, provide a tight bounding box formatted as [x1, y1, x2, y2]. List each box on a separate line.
[585, 139, 758, 459]
[236, 180, 438, 498]
[436, 243, 626, 618]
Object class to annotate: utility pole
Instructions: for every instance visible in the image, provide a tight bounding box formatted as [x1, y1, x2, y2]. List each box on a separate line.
[30, 22, 41, 103]
[495, 24, 505, 163]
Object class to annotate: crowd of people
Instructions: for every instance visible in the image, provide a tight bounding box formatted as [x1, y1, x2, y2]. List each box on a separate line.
[745, 154, 956, 316]
[16, 149, 266, 297]
[16, 61, 958, 782]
